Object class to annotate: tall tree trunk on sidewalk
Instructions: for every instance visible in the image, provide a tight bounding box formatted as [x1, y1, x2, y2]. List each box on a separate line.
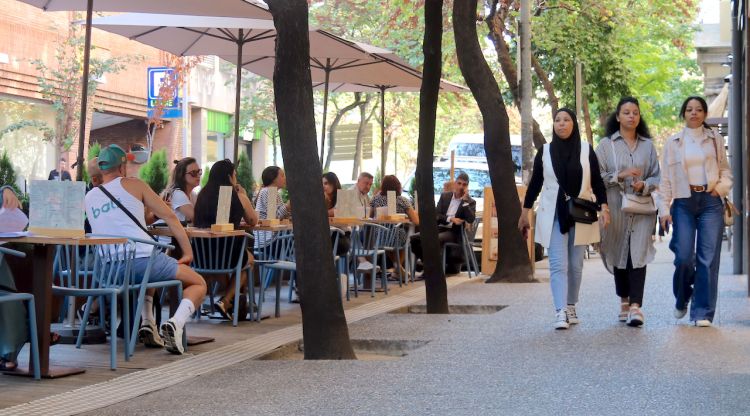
[266, 0, 356, 360]
[455, 0, 534, 283]
[417, 0, 449, 314]
[352, 94, 376, 180]
[325, 93, 364, 171]
[486, 1, 546, 149]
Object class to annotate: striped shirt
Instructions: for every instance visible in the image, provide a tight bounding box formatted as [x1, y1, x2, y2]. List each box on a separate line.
[595, 133, 660, 271]
[253, 187, 291, 247]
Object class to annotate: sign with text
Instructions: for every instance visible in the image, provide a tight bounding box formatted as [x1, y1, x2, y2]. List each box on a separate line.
[29, 180, 85, 236]
[147, 67, 182, 119]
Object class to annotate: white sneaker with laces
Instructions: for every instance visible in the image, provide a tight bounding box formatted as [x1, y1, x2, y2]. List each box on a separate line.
[357, 261, 374, 271]
[160, 319, 184, 355]
[695, 319, 711, 327]
[627, 307, 645, 327]
[554, 309, 569, 330]
[567, 305, 579, 325]
[138, 320, 164, 348]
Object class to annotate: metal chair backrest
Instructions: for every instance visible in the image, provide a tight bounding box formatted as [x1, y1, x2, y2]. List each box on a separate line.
[190, 234, 249, 274]
[351, 222, 389, 255]
[330, 226, 344, 258]
[257, 230, 295, 263]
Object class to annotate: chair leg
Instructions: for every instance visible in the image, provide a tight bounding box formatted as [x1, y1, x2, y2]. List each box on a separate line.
[232, 269, 241, 327]
[257, 268, 269, 322]
[122, 291, 130, 363]
[76, 296, 94, 349]
[380, 253, 388, 295]
[109, 295, 117, 370]
[128, 284, 148, 358]
[460, 239, 472, 278]
[275, 272, 282, 318]
[25, 297, 41, 380]
[395, 250, 403, 287]
[442, 245, 448, 274]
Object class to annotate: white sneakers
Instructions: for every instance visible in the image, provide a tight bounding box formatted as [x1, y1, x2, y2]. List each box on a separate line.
[160, 319, 184, 355]
[138, 320, 164, 348]
[357, 261, 374, 271]
[554, 308, 569, 330]
[695, 319, 712, 327]
[627, 307, 645, 327]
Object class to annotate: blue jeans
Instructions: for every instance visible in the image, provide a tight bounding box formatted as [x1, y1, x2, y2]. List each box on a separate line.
[669, 191, 724, 321]
[548, 216, 586, 311]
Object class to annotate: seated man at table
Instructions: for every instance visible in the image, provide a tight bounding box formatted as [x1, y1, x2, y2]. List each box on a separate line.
[350, 171, 374, 217]
[410, 172, 476, 275]
[85, 145, 207, 355]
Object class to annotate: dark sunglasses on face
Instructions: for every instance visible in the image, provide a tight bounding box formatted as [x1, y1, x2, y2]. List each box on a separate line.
[187, 169, 202, 178]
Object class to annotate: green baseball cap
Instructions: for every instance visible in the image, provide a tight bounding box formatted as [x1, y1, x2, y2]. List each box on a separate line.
[97, 144, 128, 170]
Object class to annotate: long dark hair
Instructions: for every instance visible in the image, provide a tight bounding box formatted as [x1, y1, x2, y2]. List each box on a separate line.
[261, 166, 282, 187]
[166, 157, 197, 194]
[193, 160, 243, 227]
[604, 97, 652, 138]
[679, 96, 711, 128]
[322, 171, 341, 208]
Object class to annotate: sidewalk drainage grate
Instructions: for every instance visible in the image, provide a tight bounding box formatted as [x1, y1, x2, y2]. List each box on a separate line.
[258, 339, 430, 361]
[0, 276, 470, 416]
[390, 304, 507, 314]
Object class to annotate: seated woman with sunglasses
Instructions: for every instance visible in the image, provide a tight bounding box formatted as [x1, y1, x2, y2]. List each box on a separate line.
[162, 158, 202, 223]
[193, 160, 259, 321]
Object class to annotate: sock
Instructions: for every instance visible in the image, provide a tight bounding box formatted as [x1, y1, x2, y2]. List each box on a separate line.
[172, 299, 196, 329]
[142, 295, 155, 323]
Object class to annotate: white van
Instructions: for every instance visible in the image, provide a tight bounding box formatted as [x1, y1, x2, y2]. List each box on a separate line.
[439, 133, 522, 182]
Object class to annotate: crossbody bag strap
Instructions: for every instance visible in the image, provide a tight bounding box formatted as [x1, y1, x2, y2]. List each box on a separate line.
[97, 185, 158, 242]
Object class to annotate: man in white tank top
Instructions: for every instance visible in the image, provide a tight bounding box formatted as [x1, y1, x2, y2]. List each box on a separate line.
[85, 145, 206, 355]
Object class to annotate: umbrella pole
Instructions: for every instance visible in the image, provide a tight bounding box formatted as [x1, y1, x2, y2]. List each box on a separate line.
[75, 0, 93, 182]
[233, 30, 243, 163]
[379, 86, 386, 175]
[320, 60, 331, 166]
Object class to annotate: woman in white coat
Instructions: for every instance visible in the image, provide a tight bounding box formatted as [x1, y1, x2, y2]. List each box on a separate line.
[519, 108, 610, 329]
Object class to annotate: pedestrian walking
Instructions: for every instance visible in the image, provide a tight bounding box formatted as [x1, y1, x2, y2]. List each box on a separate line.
[595, 97, 660, 327]
[519, 108, 610, 330]
[659, 96, 732, 327]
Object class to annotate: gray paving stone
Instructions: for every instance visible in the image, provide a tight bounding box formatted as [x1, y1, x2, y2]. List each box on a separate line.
[85, 240, 750, 415]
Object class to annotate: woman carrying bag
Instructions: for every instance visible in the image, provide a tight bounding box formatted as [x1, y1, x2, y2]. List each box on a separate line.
[519, 108, 610, 330]
[659, 96, 732, 327]
[595, 97, 661, 327]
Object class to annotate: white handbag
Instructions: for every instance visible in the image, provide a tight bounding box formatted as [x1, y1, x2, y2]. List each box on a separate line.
[611, 140, 656, 215]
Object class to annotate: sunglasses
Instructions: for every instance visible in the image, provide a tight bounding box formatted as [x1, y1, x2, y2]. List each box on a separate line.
[186, 169, 203, 178]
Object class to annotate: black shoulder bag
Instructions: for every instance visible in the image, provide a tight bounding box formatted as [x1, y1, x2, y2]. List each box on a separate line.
[97, 185, 158, 242]
[564, 192, 599, 224]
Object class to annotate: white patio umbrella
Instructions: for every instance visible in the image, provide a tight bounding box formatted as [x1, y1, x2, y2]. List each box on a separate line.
[229, 48, 468, 173]
[17, 0, 271, 178]
[90, 12, 381, 163]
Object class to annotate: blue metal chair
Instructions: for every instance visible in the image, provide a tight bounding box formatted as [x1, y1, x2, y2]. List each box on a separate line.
[255, 231, 295, 321]
[349, 222, 389, 298]
[189, 233, 251, 327]
[442, 220, 480, 278]
[0, 246, 40, 380]
[329, 227, 348, 298]
[381, 223, 410, 286]
[53, 238, 136, 370]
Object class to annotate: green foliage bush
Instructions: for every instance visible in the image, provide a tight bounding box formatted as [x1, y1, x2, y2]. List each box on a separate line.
[82, 142, 101, 184]
[236, 151, 255, 192]
[200, 164, 210, 188]
[0, 151, 21, 195]
[138, 149, 169, 195]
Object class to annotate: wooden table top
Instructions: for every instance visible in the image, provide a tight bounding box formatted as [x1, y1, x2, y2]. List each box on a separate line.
[149, 227, 248, 238]
[0, 235, 127, 245]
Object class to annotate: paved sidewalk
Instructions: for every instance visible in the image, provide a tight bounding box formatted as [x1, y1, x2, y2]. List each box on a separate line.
[77, 238, 750, 415]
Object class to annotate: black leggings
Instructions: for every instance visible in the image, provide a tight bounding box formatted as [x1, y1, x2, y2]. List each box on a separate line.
[613, 253, 647, 306]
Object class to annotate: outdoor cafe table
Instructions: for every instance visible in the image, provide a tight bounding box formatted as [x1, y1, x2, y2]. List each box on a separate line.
[0, 235, 127, 379]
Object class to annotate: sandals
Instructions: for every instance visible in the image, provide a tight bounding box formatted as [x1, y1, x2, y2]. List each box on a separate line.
[618, 302, 629, 322]
[0, 358, 18, 371]
[50, 331, 61, 346]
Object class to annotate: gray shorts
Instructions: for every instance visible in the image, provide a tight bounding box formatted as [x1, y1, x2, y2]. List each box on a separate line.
[131, 252, 178, 284]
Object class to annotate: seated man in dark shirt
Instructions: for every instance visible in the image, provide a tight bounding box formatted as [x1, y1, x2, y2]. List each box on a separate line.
[411, 172, 476, 275]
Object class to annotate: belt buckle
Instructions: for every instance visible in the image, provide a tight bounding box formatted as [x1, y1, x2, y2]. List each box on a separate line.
[692, 185, 706, 192]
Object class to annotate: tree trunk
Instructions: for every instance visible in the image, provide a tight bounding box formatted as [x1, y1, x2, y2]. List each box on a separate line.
[582, 93, 594, 145]
[266, 0, 356, 360]
[417, 0, 449, 314]
[531, 54, 559, 115]
[486, 3, 546, 149]
[455, 0, 534, 283]
[352, 94, 376, 180]
[324, 93, 364, 171]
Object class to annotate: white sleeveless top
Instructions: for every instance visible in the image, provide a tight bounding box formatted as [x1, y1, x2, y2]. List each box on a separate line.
[85, 177, 154, 258]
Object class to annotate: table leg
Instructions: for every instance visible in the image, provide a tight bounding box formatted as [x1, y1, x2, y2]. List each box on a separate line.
[19, 244, 85, 378]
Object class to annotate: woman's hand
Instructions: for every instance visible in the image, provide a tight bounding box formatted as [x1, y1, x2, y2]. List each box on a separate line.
[710, 190, 720, 198]
[518, 208, 531, 235]
[618, 167, 642, 180]
[234, 184, 247, 196]
[633, 181, 645, 193]
[600, 204, 611, 228]
[660, 215, 672, 230]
